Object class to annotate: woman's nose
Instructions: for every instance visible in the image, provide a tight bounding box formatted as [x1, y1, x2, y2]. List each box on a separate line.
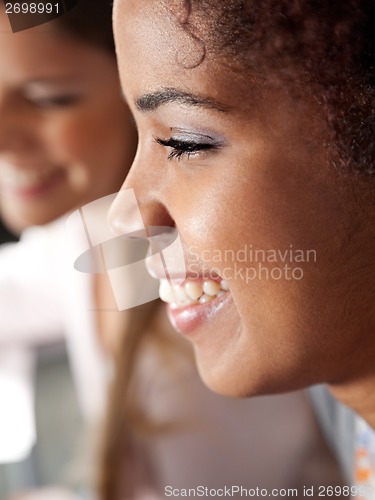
[108, 156, 186, 287]
[108, 160, 174, 238]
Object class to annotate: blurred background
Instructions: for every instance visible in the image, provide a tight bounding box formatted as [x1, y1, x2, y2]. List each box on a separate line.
[0, 221, 85, 497]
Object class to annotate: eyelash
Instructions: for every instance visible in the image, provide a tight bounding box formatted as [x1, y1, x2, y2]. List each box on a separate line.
[155, 137, 218, 161]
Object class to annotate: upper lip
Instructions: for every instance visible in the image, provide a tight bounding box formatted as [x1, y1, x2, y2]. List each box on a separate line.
[145, 253, 221, 282]
[145, 253, 186, 281]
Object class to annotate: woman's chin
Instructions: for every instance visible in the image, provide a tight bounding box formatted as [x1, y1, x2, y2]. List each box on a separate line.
[188, 322, 263, 397]
[194, 337, 311, 398]
[195, 358, 255, 397]
[163, 288, 313, 398]
[195, 358, 298, 398]
[1, 207, 56, 233]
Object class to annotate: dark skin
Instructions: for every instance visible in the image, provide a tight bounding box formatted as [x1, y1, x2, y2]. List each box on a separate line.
[111, 0, 375, 426]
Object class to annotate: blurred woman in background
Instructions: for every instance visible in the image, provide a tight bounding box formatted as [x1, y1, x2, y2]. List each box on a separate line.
[0, 1, 134, 494]
[0, 0, 134, 442]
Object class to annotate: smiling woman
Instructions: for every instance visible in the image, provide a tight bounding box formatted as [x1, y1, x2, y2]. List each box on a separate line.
[111, 0, 375, 433]
[0, 3, 348, 500]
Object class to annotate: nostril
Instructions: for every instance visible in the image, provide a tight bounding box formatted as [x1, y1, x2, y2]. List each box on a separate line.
[108, 186, 176, 240]
[140, 202, 175, 232]
[147, 226, 179, 251]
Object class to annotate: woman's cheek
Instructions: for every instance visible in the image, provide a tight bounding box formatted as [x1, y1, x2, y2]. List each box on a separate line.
[39, 113, 86, 162]
[41, 100, 106, 156]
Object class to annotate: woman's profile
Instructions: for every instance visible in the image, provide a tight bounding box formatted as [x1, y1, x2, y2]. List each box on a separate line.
[0, 1, 346, 498]
[111, 0, 374, 494]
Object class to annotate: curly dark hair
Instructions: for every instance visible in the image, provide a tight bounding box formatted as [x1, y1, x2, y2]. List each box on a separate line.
[170, 0, 374, 175]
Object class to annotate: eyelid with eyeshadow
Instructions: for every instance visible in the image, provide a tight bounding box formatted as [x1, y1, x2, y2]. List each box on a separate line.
[154, 130, 226, 161]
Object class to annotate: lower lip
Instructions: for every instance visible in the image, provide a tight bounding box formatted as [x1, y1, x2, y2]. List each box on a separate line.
[166, 291, 232, 335]
[0, 170, 66, 199]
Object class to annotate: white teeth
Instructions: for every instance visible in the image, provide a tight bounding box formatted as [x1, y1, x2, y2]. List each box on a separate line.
[220, 280, 229, 291]
[159, 278, 230, 308]
[185, 282, 203, 301]
[199, 294, 213, 304]
[203, 280, 221, 296]
[159, 280, 176, 303]
[174, 285, 188, 302]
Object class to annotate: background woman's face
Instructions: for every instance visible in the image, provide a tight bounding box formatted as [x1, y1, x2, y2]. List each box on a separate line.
[112, 0, 375, 396]
[0, 9, 136, 232]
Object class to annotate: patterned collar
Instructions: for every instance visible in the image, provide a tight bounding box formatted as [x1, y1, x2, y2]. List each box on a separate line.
[354, 416, 375, 499]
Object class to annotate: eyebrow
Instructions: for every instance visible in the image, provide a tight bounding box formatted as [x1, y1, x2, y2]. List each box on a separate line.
[135, 88, 229, 113]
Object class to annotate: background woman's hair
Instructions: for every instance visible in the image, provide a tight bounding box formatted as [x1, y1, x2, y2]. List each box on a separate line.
[55, 0, 115, 53]
[97, 302, 154, 500]
[172, 0, 374, 175]
[2, 0, 115, 52]
[97, 300, 179, 500]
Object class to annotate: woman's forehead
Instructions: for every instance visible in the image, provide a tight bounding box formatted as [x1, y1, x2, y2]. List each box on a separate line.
[115, 1, 248, 110]
[0, 31, 111, 89]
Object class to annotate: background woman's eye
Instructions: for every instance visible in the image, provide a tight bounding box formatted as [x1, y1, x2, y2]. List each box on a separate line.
[155, 137, 218, 161]
[27, 94, 82, 109]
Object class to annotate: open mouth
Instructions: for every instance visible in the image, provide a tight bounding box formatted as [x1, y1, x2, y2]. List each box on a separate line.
[159, 277, 229, 308]
[159, 277, 231, 334]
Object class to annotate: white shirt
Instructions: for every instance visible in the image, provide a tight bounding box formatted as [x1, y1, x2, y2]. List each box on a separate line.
[0, 217, 109, 463]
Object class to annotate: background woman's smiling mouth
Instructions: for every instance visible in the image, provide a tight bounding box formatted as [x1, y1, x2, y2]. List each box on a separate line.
[0, 164, 66, 198]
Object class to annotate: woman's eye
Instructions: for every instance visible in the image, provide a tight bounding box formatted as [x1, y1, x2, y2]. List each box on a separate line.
[155, 137, 219, 161]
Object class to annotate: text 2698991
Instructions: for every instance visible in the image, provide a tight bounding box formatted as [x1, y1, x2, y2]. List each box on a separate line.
[5, 3, 60, 15]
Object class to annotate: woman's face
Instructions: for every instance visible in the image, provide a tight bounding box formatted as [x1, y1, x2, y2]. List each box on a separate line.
[0, 8, 136, 232]
[112, 0, 375, 397]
